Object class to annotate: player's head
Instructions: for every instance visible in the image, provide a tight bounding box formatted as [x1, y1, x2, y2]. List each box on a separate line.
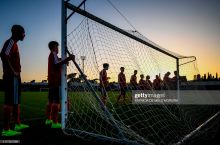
[134, 70, 137, 75]
[174, 71, 177, 76]
[48, 41, 59, 53]
[11, 25, 25, 41]
[103, 63, 109, 70]
[146, 75, 150, 80]
[166, 71, 171, 76]
[140, 74, 144, 79]
[156, 75, 159, 79]
[120, 67, 125, 72]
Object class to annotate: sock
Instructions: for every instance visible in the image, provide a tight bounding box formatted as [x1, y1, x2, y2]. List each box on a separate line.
[13, 104, 20, 125]
[46, 103, 52, 120]
[3, 105, 12, 130]
[52, 103, 59, 123]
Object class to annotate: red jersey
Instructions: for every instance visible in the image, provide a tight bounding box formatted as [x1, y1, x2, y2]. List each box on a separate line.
[48, 52, 61, 87]
[99, 69, 108, 87]
[130, 74, 137, 86]
[118, 72, 126, 88]
[0, 39, 21, 76]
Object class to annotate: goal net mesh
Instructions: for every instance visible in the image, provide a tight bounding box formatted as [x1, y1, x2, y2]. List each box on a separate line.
[64, 18, 219, 145]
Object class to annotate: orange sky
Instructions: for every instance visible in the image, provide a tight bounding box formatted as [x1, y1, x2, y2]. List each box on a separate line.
[0, 0, 219, 82]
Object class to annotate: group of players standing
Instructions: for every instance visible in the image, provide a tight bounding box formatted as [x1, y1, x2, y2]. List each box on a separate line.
[99, 63, 179, 105]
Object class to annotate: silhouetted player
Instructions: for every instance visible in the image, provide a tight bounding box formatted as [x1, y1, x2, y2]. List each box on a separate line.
[1, 25, 29, 136]
[163, 71, 171, 89]
[130, 70, 138, 90]
[139, 74, 146, 90]
[146, 75, 153, 90]
[117, 67, 127, 104]
[153, 75, 163, 90]
[99, 63, 109, 105]
[46, 41, 74, 128]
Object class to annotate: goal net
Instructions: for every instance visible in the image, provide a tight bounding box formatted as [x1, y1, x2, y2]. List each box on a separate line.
[62, 2, 220, 145]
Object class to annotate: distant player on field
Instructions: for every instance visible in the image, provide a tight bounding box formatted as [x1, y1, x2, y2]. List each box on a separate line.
[139, 74, 146, 90]
[153, 75, 163, 90]
[146, 75, 153, 90]
[117, 67, 127, 104]
[130, 70, 138, 90]
[99, 63, 109, 105]
[46, 41, 74, 128]
[163, 71, 172, 89]
[1, 25, 29, 136]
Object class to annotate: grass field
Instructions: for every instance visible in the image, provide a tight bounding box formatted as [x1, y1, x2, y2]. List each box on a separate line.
[0, 91, 104, 145]
[0, 91, 220, 145]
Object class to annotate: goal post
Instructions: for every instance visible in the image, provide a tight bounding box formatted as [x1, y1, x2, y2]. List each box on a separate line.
[60, 1, 219, 145]
[61, 0, 68, 129]
[61, 0, 130, 143]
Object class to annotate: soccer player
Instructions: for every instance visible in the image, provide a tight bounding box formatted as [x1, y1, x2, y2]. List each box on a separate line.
[46, 41, 74, 128]
[146, 75, 153, 90]
[139, 74, 146, 90]
[130, 70, 138, 90]
[117, 67, 127, 104]
[99, 63, 109, 105]
[171, 71, 178, 89]
[153, 75, 163, 90]
[1, 25, 29, 136]
[163, 71, 172, 89]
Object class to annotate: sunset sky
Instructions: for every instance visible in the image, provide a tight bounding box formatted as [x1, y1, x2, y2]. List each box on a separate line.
[0, 0, 219, 82]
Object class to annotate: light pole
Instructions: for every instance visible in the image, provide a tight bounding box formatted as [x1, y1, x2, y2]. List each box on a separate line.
[80, 56, 86, 73]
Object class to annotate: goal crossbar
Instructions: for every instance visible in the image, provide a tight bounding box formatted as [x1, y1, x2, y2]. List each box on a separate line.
[65, 2, 178, 59]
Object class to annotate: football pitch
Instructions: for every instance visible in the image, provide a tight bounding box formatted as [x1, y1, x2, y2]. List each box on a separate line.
[0, 91, 102, 145]
[0, 91, 220, 145]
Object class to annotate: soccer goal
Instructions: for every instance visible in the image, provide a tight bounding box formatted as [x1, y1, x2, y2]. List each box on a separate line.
[61, 1, 220, 145]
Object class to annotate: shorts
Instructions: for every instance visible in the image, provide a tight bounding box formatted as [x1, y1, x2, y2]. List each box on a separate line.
[48, 86, 60, 103]
[100, 86, 110, 97]
[3, 76, 21, 105]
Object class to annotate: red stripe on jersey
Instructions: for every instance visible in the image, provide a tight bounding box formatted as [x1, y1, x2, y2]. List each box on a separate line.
[1, 39, 21, 75]
[5, 39, 14, 55]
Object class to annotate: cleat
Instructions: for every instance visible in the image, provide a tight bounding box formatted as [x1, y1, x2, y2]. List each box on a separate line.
[45, 119, 53, 125]
[51, 122, 61, 129]
[2, 129, 22, 136]
[14, 123, 29, 131]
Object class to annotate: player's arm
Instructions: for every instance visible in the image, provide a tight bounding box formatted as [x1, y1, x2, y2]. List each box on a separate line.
[56, 54, 75, 66]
